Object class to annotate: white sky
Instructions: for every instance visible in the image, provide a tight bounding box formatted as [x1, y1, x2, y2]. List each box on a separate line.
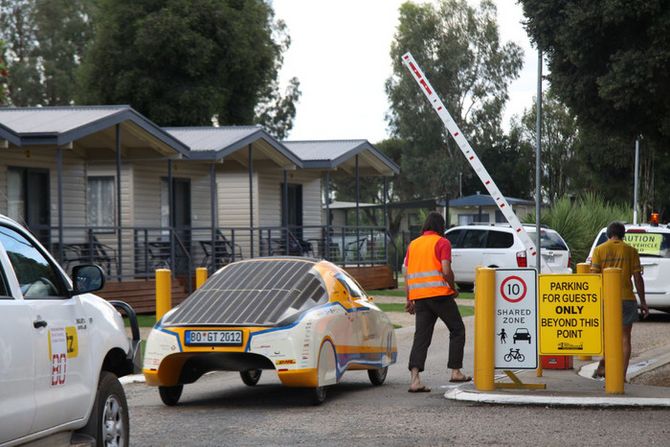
[273, 0, 542, 142]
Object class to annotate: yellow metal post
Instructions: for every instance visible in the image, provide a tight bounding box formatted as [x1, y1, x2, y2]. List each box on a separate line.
[603, 267, 624, 394]
[576, 263, 593, 361]
[474, 267, 495, 391]
[196, 267, 208, 289]
[156, 269, 172, 321]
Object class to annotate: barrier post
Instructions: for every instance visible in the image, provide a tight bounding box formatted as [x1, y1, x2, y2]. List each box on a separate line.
[474, 267, 495, 391]
[603, 267, 624, 394]
[196, 267, 208, 289]
[156, 268, 172, 321]
[576, 263, 593, 361]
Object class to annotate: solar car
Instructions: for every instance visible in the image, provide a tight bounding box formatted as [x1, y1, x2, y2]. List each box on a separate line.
[143, 257, 397, 404]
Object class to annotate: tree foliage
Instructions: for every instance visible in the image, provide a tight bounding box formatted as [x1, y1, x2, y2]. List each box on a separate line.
[0, 39, 7, 104]
[520, 0, 670, 143]
[516, 90, 580, 203]
[520, 0, 670, 219]
[386, 0, 523, 201]
[0, 0, 93, 106]
[78, 0, 299, 132]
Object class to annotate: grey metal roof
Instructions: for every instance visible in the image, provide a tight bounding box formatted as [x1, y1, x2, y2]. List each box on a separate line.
[446, 194, 535, 207]
[164, 126, 302, 167]
[0, 122, 20, 146]
[0, 105, 189, 155]
[283, 140, 400, 175]
[163, 257, 328, 326]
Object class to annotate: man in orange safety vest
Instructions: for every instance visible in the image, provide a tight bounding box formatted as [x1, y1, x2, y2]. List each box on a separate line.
[404, 211, 471, 392]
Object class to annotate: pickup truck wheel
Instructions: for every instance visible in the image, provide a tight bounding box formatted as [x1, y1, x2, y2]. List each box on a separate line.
[79, 371, 129, 447]
[159, 385, 183, 406]
[240, 369, 262, 386]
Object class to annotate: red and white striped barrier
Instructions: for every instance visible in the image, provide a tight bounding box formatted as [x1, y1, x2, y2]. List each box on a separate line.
[401, 52, 542, 266]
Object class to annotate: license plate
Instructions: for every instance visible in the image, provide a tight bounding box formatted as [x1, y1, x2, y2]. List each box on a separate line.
[185, 330, 243, 346]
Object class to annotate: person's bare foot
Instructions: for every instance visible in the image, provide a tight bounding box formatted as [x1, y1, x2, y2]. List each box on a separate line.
[450, 369, 472, 382]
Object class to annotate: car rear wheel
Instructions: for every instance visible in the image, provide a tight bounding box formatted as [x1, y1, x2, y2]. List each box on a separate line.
[79, 371, 129, 447]
[312, 386, 327, 405]
[240, 369, 262, 386]
[367, 366, 388, 386]
[159, 385, 183, 406]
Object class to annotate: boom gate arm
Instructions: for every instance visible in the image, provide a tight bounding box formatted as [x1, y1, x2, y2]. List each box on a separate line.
[401, 51, 545, 269]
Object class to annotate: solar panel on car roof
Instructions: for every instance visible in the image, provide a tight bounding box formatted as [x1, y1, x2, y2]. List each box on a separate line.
[163, 259, 328, 326]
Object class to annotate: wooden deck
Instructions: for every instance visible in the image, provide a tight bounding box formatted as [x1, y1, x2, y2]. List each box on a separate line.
[97, 278, 190, 315]
[344, 265, 397, 290]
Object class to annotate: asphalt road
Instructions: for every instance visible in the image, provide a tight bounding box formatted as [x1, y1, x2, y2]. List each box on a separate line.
[125, 311, 670, 446]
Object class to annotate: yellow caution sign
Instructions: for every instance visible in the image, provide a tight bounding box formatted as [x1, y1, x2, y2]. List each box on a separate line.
[538, 274, 602, 355]
[624, 233, 662, 255]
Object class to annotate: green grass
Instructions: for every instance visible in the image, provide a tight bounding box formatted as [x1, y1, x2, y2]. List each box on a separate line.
[124, 314, 157, 328]
[374, 290, 474, 300]
[374, 289, 406, 297]
[377, 302, 474, 317]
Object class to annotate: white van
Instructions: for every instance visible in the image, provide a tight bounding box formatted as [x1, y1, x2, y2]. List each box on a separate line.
[445, 224, 572, 290]
[588, 223, 670, 312]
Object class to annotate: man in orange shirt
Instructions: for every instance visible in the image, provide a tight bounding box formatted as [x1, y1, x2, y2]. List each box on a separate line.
[404, 212, 470, 392]
[590, 221, 649, 380]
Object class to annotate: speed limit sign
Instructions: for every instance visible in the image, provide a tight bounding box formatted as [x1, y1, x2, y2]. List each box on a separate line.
[494, 269, 537, 369]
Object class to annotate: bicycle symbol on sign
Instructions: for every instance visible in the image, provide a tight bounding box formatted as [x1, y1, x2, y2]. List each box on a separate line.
[504, 348, 525, 363]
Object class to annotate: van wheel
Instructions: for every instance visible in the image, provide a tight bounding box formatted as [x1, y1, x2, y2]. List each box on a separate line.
[79, 371, 129, 447]
[457, 283, 473, 292]
[159, 385, 183, 406]
[240, 369, 262, 386]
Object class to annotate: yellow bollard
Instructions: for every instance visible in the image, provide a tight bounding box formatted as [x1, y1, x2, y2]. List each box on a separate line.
[196, 267, 208, 289]
[603, 267, 624, 394]
[576, 263, 590, 274]
[576, 263, 593, 361]
[155, 269, 172, 322]
[474, 267, 496, 391]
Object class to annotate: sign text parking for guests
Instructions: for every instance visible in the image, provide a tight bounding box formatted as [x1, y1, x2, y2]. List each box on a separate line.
[494, 269, 537, 369]
[538, 274, 603, 355]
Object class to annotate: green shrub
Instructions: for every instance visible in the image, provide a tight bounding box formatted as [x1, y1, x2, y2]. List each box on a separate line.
[523, 193, 631, 267]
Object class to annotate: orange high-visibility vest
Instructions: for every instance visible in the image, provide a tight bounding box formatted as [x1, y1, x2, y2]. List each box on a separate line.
[406, 233, 454, 300]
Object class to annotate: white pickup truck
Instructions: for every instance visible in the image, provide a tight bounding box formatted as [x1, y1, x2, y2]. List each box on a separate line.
[0, 215, 141, 447]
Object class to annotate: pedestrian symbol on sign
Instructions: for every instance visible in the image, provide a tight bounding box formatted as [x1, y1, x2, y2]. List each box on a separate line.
[497, 328, 507, 344]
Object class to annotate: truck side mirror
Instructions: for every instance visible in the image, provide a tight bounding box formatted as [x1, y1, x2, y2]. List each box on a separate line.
[72, 264, 105, 295]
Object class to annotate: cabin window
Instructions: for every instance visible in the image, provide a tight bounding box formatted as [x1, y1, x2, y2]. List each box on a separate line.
[87, 176, 115, 230]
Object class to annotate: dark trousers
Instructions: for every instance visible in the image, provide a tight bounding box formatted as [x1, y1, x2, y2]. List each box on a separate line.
[408, 295, 465, 372]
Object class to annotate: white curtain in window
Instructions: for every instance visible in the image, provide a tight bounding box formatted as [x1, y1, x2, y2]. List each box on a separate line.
[87, 177, 115, 228]
[7, 169, 24, 222]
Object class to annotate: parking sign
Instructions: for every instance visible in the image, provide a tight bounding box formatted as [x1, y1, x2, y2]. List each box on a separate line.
[494, 269, 537, 369]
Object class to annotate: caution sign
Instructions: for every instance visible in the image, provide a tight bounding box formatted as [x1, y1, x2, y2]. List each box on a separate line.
[495, 269, 537, 369]
[624, 233, 662, 256]
[538, 274, 602, 355]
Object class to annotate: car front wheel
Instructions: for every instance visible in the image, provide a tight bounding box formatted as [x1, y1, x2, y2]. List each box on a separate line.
[240, 369, 262, 386]
[159, 384, 183, 406]
[79, 371, 129, 447]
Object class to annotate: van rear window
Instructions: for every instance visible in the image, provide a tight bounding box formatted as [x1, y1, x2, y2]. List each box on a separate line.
[529, 230, 568, 251]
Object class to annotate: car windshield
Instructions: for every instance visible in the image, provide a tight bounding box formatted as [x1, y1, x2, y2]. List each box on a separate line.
[527, 229, 568, 251]
[595, 231, 670, 258]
